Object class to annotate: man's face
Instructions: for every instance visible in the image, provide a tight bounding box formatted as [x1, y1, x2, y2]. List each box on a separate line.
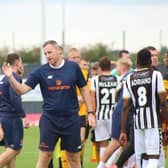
[43, 44, 59, 65]
[57, 47, 63, 58]
[121, 53, 130, 59]
[164, 56, 168, 68]
[16, 58, 24, 77]
[150, 49, 159, 67]
[80, 60, 89, 70]
[68, 51, 80, 64]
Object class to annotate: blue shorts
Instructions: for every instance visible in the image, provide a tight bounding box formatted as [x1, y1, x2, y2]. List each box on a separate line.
[112, 112, 131, 140]
[39, 115, 81, 152]
[112, 112, 121, 140]
[1, 117, 23, 150]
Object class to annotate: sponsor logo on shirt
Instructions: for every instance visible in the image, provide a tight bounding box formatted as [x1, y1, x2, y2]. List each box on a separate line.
[48, 80, 71, 91]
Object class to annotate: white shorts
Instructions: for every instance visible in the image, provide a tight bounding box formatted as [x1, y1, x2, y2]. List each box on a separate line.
[135, 128, 161, 158]
[94, 119, 112, 142]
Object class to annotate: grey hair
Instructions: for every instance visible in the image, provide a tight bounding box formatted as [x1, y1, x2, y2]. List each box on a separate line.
[42, 40, 58, 48]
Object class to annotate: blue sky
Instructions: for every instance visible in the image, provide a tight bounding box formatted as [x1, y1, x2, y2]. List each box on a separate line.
[0, 0, 168, 52]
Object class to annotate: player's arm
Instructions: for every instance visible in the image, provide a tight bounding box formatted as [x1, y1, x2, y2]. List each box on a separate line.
[119, 98, 130, 146]
[115, 81, 123, 102]
[90, 90, 96, 112]
[80, 85, 95, 128]
[90, 78, 96, 113]
[121, 98, 130, 133]
[2, 63, 31, 95]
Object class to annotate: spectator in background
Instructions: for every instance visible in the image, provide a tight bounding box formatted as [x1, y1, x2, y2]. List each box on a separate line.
[2, 40, 95, 168]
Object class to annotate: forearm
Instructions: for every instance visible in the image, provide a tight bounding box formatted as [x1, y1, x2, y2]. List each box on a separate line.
[8, 75, 31, 95]
[8, 75, 25, 95]
[80, 86, 94, 112]
[90, 91, 96, 112]
[80, 86, 95, 128]
[121, 103, 129, 133]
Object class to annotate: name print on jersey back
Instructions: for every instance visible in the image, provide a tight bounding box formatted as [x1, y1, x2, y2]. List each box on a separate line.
[96, 75, 118, 120]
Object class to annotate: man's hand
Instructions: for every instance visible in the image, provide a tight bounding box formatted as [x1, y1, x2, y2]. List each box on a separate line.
[119, 132, 128, 146]
[22, 117, 30, 129]
[2, 63, 13, 77]
[87, 112, 96, 129]
[78, 96, 84, 105]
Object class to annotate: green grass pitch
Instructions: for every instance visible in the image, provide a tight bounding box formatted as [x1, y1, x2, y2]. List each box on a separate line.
[0, 126, 167, 167]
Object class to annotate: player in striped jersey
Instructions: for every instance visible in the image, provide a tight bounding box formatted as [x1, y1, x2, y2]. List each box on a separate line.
[120, 48, 168, 168]
[90, 56, 119, 160]
[97, 57, 133, 168]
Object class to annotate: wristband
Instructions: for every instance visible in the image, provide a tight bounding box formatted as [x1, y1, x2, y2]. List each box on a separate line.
[88, 111, 94, 115]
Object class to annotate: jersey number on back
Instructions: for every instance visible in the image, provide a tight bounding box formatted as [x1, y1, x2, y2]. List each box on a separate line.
[137, 86, 147, 106]
[101, 88, 115, 105]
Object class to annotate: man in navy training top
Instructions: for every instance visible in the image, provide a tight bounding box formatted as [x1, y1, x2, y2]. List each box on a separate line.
[2, 40, 96, 168]
[0, 53, 26, 168]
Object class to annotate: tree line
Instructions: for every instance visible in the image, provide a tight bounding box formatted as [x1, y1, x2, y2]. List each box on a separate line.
[0, 43, 167, 65]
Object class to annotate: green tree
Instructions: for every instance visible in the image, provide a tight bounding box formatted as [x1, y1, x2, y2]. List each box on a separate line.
[17, 47, 40, 64]
[80, 43, 112, 62]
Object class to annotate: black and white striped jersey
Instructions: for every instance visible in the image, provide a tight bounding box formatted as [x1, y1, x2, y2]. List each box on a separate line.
[91, 75, 119, 120]
[123, 68, 165, 129]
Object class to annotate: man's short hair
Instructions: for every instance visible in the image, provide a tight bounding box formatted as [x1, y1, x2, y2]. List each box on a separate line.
[99, 56, 111, 71]
[43, 40, 58, 48]
[118, 50, 129, 58]
[144, 46, 156, 51]
[137, 49, 152, 67]
[5, 53, 20, 66]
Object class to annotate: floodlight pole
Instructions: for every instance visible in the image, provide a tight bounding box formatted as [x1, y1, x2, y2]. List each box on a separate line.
[159, 29, 162, 50]
[41, 0, 47, 64]
[122, 30, 126, 49]
[62, 0, 66, 57]
[12, 32, 15, 52]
